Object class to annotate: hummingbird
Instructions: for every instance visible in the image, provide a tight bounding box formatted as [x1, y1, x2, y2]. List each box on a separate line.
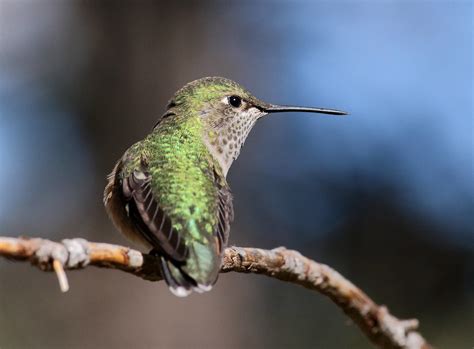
[104, 77, 346, 297]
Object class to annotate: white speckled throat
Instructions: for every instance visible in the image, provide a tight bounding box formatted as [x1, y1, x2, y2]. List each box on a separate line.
[204, 107, 265, 177]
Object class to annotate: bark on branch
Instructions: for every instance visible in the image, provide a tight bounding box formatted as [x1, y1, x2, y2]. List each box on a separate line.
[0, 236, 431, 349]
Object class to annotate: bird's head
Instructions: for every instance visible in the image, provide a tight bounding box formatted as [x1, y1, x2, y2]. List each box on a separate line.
[160, 77, 347, 176]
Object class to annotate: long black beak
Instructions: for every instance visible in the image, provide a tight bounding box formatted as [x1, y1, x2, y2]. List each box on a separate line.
[264, 104, 347, 116]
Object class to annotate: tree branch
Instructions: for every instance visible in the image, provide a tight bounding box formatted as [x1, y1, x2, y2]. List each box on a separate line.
[0, 236, 431, 349]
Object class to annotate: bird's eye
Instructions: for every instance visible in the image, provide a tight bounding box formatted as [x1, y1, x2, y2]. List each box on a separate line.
[228, 95, 242, 108]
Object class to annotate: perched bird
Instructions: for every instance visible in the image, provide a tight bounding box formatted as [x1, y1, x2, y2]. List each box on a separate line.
[104, 77, 346, 296]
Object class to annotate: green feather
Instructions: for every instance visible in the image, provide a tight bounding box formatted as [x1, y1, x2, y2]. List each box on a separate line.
[121, 113, 223, 286]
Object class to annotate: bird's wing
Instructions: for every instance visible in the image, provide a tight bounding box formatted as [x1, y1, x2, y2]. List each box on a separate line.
[122, 165, 234, 259]
[123, 168, 189, 262]
[213, 168, 233, 254]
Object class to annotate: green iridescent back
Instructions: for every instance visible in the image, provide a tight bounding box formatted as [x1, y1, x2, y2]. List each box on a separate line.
[121, 113, 225, 284]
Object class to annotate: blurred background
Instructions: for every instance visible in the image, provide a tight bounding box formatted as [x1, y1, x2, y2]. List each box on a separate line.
[0, 1, 472, 348]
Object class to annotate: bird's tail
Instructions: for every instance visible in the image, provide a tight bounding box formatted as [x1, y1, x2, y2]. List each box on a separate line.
[158, 256, 212, 297]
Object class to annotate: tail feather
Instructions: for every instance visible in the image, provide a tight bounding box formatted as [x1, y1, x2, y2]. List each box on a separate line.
[159, 257, 192, 297]
[159, 257, 214, 297]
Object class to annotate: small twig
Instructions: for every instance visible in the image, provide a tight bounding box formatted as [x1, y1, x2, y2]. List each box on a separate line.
[52, 259, 69, 292]
[0, 236, 432, 349]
